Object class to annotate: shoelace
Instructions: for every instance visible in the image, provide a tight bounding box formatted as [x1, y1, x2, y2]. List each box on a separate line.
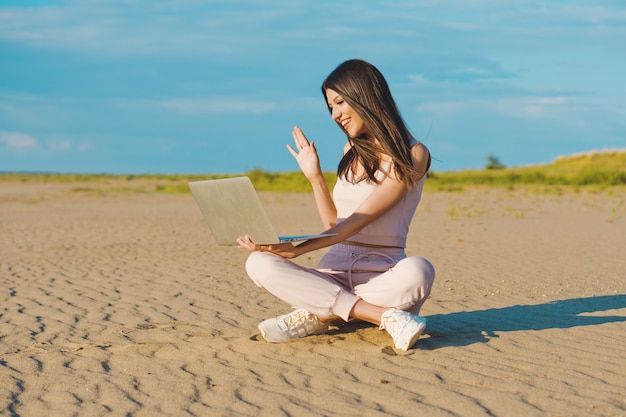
[380, 310, 409, 332]
[282, 311, 321, 337]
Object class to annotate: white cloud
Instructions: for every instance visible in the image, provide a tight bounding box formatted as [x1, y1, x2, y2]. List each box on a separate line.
[416, 94, 584, 129]
[0, 130, 94, 155]
[416, 101, 469, 116]
[157, 98, 277, 115]
[49, 139, 72, 152]
[499, 97, 571, 119]
[78, 141, 95, 151]
[0, 131, 38, 151]
[115, 96, 322, 115]
[537, 96, 568, 105]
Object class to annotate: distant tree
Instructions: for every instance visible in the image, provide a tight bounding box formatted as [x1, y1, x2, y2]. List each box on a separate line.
[486, 154, 506, 170]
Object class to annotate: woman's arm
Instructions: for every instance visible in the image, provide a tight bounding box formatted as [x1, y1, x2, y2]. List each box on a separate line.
[237, 170, 407, 258]
[287, 126, 337, 229]
[308, 173, 337, 229]
[290, 172, 408, 255]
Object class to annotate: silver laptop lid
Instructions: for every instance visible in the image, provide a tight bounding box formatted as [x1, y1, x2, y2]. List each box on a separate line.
[189, 177, 280, 245]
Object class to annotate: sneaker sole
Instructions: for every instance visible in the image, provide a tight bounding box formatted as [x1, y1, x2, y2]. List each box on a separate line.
[399, 321, 426, 351]
[257, 320, 329, 343]
[258, 321, 286, 343]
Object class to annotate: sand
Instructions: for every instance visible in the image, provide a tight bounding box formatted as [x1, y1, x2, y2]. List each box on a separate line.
[1, 179, 625, 417]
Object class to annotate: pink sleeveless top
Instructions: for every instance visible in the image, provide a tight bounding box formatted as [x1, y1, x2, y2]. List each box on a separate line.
[333, 145, 425, 248]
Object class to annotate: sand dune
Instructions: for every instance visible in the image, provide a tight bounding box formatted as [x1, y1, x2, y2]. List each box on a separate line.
[1, 181, 625, 416]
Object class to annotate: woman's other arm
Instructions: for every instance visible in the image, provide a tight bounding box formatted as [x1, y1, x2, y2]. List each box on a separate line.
[238, 170, 407, 258]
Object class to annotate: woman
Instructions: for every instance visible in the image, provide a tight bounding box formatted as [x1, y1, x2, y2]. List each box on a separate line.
[237, 59, 435, 351]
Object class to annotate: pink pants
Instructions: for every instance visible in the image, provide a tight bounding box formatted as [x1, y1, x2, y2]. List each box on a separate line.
[245, 243, 435, 321]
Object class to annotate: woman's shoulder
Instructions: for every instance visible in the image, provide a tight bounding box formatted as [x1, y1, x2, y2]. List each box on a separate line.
[410, 140, 429, 159]
[410, 141, 431, 173]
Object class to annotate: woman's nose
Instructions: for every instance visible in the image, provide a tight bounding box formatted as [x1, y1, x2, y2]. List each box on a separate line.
[331, 106, 341, 121]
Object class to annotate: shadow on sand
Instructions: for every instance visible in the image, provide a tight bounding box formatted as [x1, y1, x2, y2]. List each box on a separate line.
[419, 294, 626, 350]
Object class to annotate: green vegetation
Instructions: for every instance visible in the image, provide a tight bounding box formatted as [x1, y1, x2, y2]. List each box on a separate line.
[245, 169, 337, 192]
[485, 154, 506, 170]
[1, 150, 625, 194]
[428, 150, 626, 192]
[0, 171, 333, 194]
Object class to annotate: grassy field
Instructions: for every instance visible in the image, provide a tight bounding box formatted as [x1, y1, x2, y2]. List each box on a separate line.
[428, 150, 626, 193]
[2, 150, 625, 194]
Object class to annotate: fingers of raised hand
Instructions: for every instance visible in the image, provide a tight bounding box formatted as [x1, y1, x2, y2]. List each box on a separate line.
[292, 126, 310, 149]
[286, 143, 298, 158]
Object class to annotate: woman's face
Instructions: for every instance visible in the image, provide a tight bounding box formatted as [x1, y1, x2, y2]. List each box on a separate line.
[325, 88, 369, 138]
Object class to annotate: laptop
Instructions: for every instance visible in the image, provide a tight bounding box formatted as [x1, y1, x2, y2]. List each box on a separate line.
[189, 176, 335, 246]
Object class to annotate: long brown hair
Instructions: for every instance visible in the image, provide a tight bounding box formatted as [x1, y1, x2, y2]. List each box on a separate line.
[322, 59, 428, 186]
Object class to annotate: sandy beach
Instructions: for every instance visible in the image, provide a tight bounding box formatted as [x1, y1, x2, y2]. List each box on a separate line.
[1, 179, 625, 417]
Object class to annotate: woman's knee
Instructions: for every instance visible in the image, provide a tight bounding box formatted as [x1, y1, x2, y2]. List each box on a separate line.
[245, 251, 280, 284]
[397, 256, 436, 289]
[392, 257, 435, 312]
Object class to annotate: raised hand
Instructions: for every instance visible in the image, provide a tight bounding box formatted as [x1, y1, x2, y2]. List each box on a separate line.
[286, 126, 322, 180]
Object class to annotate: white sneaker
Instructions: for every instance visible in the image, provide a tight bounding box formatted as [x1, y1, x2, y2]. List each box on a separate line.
[258, 309, 329, 343]
[379, 308, 427, 351]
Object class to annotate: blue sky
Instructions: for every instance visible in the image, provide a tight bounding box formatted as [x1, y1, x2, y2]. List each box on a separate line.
[1, 0, 624, 174]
